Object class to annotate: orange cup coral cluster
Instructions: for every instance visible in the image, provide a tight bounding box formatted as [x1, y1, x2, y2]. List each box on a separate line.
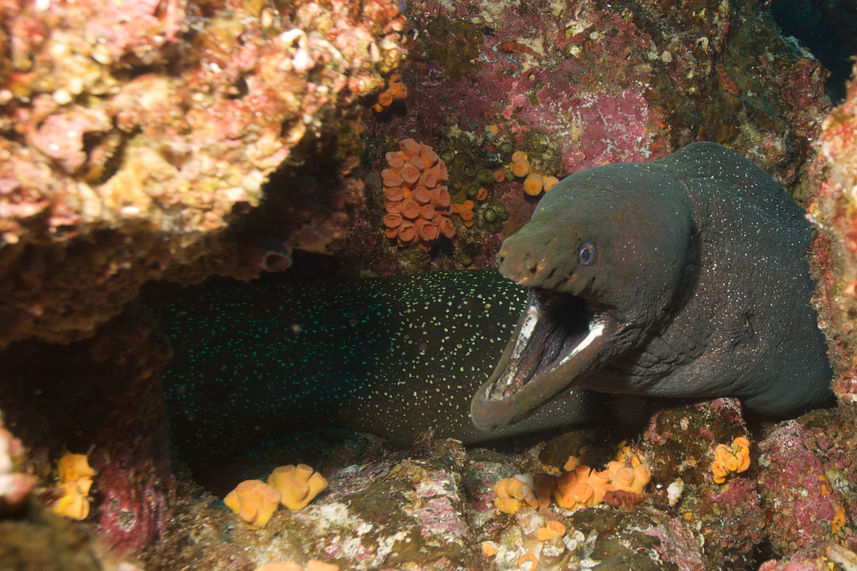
[451, 200, 476, 228]
[373, 73, 407, 112]
[494, 446, 652, 514]
[224, 464, 327, 528]
[510, 151, 559, 197]
[382, 138, 455, 249]
[493, 474, 539, 514]
[267, 464, 328, 510]
[711, 436, 751, 484]
[553, 465, 609, 510]
[52, 452, 96, 520]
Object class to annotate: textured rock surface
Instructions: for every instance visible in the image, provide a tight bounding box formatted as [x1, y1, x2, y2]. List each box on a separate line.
[137, 401, 857, 570]
[0, 0, 853, 567]
[0, 0, 406, 347]
[808, 61, 857, 406]
[337, 0, 832, 276]
[0, 306, 175, 556]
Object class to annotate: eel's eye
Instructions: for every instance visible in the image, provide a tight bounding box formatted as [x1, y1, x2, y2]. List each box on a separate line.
[578, 241, 595, 265]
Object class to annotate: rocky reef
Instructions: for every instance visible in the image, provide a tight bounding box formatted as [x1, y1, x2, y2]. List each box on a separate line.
[0, 0, 407, 347]
[1, 0, 856, 569]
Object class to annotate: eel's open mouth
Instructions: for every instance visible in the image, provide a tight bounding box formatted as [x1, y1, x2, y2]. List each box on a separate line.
[471, 288, 618, 431]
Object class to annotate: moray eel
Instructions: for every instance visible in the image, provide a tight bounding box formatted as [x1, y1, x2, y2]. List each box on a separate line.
[150, 270, 608, 465]
[471, 141, 833, 432]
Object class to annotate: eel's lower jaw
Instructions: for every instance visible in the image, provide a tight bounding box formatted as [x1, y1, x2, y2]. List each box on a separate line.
[471, 289, 619, 432]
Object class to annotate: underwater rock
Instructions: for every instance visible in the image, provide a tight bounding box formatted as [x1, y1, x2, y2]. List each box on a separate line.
[0, 0, 407, 348]
[0, 305, 175, 555]
[354, 0, 830, 275]
[757, 412, 856, 557]
[808, 59, 857, 407]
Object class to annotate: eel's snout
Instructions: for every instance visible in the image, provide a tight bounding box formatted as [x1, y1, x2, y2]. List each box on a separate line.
[497, 230, 571, 290]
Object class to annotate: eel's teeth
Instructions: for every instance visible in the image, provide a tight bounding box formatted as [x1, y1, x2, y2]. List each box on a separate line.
[553, 318, 606, 369]
[510, 303, 540, 362]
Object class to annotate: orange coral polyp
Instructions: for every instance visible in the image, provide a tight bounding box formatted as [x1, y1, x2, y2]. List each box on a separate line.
[377, 91, 394, 107]
[224, 480, 281, 527]
[382, 169, 402, 187]
[494, 476, 539, 514]
[523, 173, 543, 196]
[398, 221, 416, 242]
[401, 199, 420, 219]
[401, 164, 421, 184]
[511, 159, 530, 178]
[400, 138, 422, 157]
[543, 175, 560, 191]
[432, 188, 451, 208]
[267, 464, 327, 511]
[536, 520, 566, 541]
[416, 219, 438, 241]
[438, 216, 455, 238]
[422, 170, 439, 188]
[413, 186, 431, 205]
[385, 152, 404, 168]
[383, 213, 403, 228]
[385, 187, 404, 201]
[554, 465, 609, 510]
[420, 146, 439, 166]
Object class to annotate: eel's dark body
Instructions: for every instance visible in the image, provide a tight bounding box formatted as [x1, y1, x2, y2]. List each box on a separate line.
[472, 142, 833, 431]
[151, 270, 607, 464]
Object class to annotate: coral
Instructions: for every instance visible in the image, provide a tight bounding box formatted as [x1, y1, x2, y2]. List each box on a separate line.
[535, 519, 566, 541]
[57, 452, 96, 484]
[551, 446, 650, 511]
[510, 151, 532, 178]
[52, 480, 92, 521]
[553, 465, 609, 510]
[224, 480, 281, 528]
[603, 458, 651, 496]
[382, 138, 456, 249]
[711, 436, 752, 484]
[373, 73, 407, 112]
[493, 474, 538, 514]
[267, 464, 328, 511]
[523, 173, 544, 197]
[350, 0, 831, 276]
[450, 200, 476, 228]
[542, 176, 559, 192]
[51, 452, 96, 521]
[0, 0, 407, 347]
[510, 150, 560, 197]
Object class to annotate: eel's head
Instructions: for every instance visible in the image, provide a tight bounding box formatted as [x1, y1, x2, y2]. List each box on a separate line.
[471, 164, 693, 431]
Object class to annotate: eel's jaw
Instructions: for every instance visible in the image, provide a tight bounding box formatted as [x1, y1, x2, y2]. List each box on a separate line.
[471, 289, 619, 431]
